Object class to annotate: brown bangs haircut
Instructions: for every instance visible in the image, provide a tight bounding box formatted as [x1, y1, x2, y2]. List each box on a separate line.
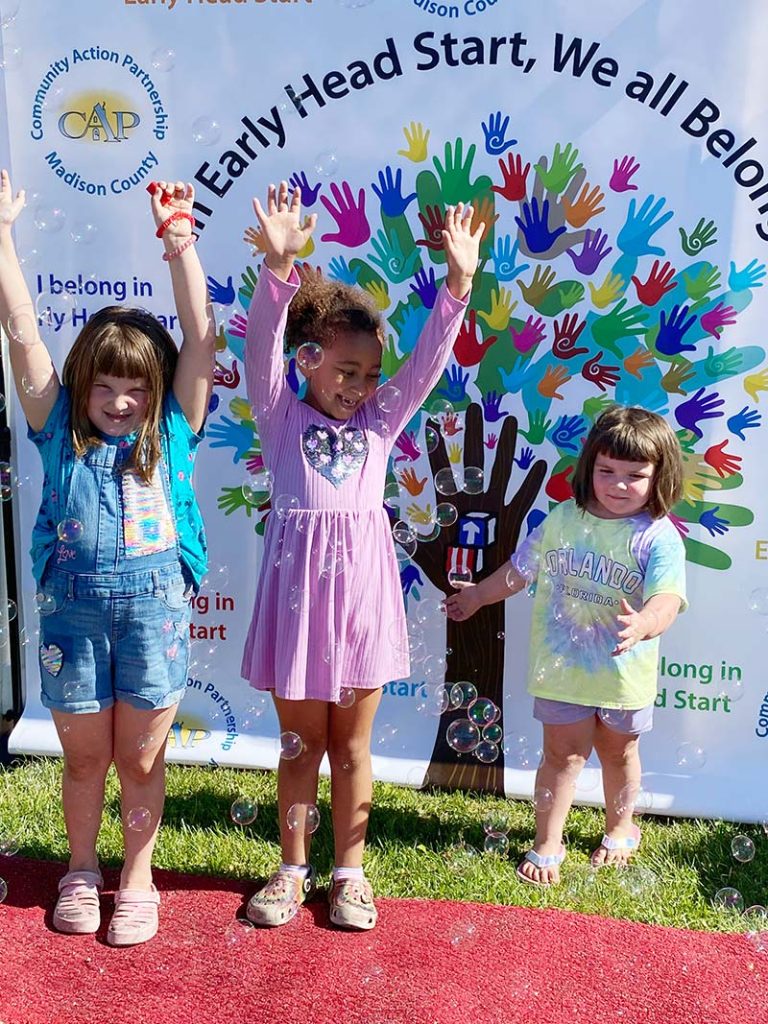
[571, 405, 683, 519]
[62, 306, 178, 483]
[284, 265, 384, 350]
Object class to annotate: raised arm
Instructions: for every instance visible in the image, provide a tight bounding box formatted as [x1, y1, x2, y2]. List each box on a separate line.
[151, 181, 216, 434]
[0, 169, 60, 430]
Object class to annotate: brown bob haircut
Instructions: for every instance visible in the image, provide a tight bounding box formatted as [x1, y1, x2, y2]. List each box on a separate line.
[62, 306, 178, 483]
[571, 405, 683, 519]
[284, 265, 384, 350]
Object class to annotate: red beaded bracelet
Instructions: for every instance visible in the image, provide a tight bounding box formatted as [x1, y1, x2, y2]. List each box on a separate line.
[162, 235, 197, 261]
[156, 211, 196, 238]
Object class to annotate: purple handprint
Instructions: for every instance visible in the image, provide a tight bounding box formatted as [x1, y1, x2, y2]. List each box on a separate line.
[514, 446, 535, 470]
[700, 301, 737, 339]
[674, 387, 725, 439]
[515, 198, 566, 255]
[610, 155, 640, 193]
[566, 229, 612, 275]
[482, 391, 507, 423]
[288, 170, 321, 207]
[409, 266, 438, 309]
[655, 304, 697, 356]
[511, 315, 546, 354]
[227, 312, 247, 339]
[394, 430, 421, 463]
[320, 181, 371, 247]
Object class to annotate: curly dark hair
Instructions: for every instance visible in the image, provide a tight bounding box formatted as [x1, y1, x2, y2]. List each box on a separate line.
[284, 265, 384, 350]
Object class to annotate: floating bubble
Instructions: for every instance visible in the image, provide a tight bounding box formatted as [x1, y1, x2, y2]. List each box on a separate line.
[242, 468, 274, 507]
[617, 864, 658, 898]
[383, 480, 403, 509]
[422, 652, 447, 681]
[70, 220, 98, 245]
[0, 878, 6, 902]
[449, 681, 477, 709]
[483, 832, 509, 856]
[375, 383, 401, 414]
[482, 722, 503, 744]
[732, 834, 756, 863]
[33, 204, 66, 234]
[446, 719, 481, 753]
[336, 686, 356, 708]
[449, 921, 477, 947]
[415, 598, 445, 624]
[406, 765, 430, 789]
[286, 802, 320, 834]
[6, 306, 36, 345]
[425, 425, 440, 454]
[483, 810, 513, 836]
[435, 502, 458, 528]
[224, 919, 255, 946]
[0, 462, 14, 501]
[0, 42, 22, 71]
[319, 544, 345, 580]
[35, 289, 75, 334]
[56, 518, 83, 543]
[430, 399, 453, 418]
[614, 783, 652, 817]
[474, 739, 500, 763]
[5, 599, 17, 623]
[675, 742, 706, 770]
[297, 341, 324, 372]
[314, 151, 338, 178]
[497, 631, 505, 640]
[0, 1, 20, 28]
[280, 731, 303, 760]
[416, 684, 449, 717]
[62, 680, 90, 702]
[713, 887, 745, 913]
[463, 466, 484, 495]
[375, 722, 399, 750]
[0, 835, 20, 856]
[467, 697, 499, 727]
[242, 694, 270, 728]
[126, 806, 152, 832]
[274, 493, 300, 518]
[448, 568, 473, 588]
[21, 372, 55, 398]
[34, 591, 57, 615]
[719, 678, 745, 703]
[748, 588, 768, 615]
[137, 733, 156, 753]
[392, 520, 416, 545]
[230, 797, 258, 826]
[434, 467, 459, 496]
[150, 46, 176, 71]
[191, 117, 222, 145]
[533, 787, 553, 812]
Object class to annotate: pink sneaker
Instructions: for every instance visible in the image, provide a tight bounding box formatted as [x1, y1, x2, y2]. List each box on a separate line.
[53, 869, 103, 934]
[106, 885, 160, 947]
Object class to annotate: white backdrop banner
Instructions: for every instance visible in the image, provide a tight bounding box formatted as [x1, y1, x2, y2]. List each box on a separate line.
[1, 0, 767, 822]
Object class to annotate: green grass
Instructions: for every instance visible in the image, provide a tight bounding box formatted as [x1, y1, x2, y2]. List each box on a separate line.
[0, 756, 765, 933]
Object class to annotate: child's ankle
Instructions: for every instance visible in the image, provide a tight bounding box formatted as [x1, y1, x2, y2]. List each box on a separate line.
[332, 865, 364, 883]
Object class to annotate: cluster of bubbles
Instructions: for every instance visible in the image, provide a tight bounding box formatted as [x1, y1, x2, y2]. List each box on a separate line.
[444, 687, 503, 765]
[711, 821, 768, 952]
[0, 833, 20, 903]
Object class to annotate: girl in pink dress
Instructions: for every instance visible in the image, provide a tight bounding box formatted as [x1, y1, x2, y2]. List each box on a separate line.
[242, 181, 482, 930]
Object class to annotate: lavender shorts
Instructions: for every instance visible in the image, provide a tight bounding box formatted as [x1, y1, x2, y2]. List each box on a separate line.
[533, 697, 654, 735]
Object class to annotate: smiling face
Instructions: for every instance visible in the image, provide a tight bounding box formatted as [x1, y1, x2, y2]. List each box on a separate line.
[590, 451, 656, 519]
[87, 374, 150, 436]
[303, 330, 382, 421]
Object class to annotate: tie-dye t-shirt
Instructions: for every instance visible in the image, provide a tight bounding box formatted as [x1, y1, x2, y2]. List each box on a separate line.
[510, 500, 687, 710]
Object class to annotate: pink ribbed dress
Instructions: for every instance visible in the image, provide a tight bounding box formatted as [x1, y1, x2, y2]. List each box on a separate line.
[240, 267, 467, 701]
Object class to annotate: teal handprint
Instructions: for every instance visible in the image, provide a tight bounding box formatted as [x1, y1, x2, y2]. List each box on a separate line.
[368, 228, 420, 284]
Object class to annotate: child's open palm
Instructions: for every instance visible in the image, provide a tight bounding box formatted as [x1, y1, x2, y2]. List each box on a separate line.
[0, 169, 26, 229]
[252, 181, 317, 270]
[442, 202, 484, 297]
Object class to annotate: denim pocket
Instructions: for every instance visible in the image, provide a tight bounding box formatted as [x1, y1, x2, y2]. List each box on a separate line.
[158, 583, 191, 612]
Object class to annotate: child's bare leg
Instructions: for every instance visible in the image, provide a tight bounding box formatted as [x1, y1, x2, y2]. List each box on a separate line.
[518, 718, 595, 885]
[327, 687, 381, 868]
[113, 702, 179, 890]
[592, 720, 642, 866]
[52, 708, 113, 873]
[272, 696, 329, 865]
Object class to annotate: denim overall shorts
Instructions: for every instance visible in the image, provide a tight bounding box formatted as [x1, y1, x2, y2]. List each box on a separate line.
[38, 436, 193, 714]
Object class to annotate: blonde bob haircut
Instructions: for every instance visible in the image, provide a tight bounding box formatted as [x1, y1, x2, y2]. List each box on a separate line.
[571, 405, 683, 519]
[62, 306, 178, 484]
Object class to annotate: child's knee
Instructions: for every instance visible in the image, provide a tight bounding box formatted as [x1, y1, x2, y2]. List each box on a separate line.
[64, 749, 112, 782]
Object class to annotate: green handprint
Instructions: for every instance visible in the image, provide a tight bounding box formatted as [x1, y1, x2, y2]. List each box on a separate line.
[368, 228, 420, 284]
[520, 408, 552, 444]
[218, 486, 253, 517]
[349, 258, 389, 296]
[537, 281, 584, 316]
[432, 138, 481, 206]
[679, 217, 717, 256]
[590, 299, 648, 357]
[582, 395, 614, 422]
[703, 345, 743, 382]
[682, 262, 720, 306]
[238, 266, 259, 306]
[382, 332, 408, 378]
[534, 142, 583, 194]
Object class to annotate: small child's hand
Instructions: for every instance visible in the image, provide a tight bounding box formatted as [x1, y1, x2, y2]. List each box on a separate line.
[613, 597, 655, 656]
[150, 180, 196, 243]
[0, 169, 26, 231]
[252, 181, 317, 279]
[444, 582, 482, 621]
[442, 202, 484, 300]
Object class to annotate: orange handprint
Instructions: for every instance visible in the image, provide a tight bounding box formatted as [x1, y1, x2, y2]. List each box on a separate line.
[398, 467, 428, 496]
[538, 364, 571, 400]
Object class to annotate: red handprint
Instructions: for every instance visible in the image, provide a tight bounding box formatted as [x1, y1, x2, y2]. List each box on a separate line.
[453, 309, 498, 367]
[581, 352, 619, 392]
[491, 153, 530, 202]
[545, 464, 574, 502]
[485, 433, 498, 449]
[417, 205, 446, 251]
[551, 313, 588, 360]
[703, 439, 742, 478]
[442, 412, 464, 436]
[631, 260, 676, 306]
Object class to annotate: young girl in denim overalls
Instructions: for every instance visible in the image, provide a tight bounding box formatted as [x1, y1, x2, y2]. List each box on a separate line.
[0, 172, 214, 945]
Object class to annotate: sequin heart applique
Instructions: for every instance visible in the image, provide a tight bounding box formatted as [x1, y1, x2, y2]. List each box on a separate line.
[40, 642, 64, 676]
[301, 423, 368, 488]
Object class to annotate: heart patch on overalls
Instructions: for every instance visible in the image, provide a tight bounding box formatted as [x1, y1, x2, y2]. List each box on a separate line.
[40, 643, 64, 676]
[301, 424, 368, 488]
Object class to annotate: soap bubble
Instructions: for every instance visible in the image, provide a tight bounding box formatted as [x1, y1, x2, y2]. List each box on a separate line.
[449, 681, 477, 709]
[35, 289, 75, 336]
[62, 681, 90, 702]
[434, 467, 460, 496]
[0, 834, 20, 856]
[136, 732, 156, 753]
[435, 502, 458, 527]
[280, 731, 303, 760]
[70, 220, 98, 245]
[416, 684, 449, 717]
[242, 468, 274, 507]
[713, 887, 744, 913]
[675, 742, 706, 770]
[415, 597, 445, 624]
[422, 652, 447, 681]
[274, 493, 300, 518]
[533, 787, 553, 812]
[448, 568, 473, 588]
[126, 806, 152, 832]
[748, 588, 768, 615]
[33, 204, 66, 233]
[5, 599, 17, 622]
[617, 864, 658, 898]
[482, 722, 503, 744]
[731, 835, 756, 863]
[0, 462, 14, 501]
[425, 425, 440, 453]
[449, 921, 477, 947]
[430, 399, 453, 418]
[286, 802, 320, 834]
[224, 919, 255, 946]
[467, 697, 500, 726]
[230, 798, 258, 826]
[483, 832, 509, 856]
[474, 740, 500, 763]
[56, 518, 83, 543]
[35, 591, 57, 615]
[375, 384, 401, 414]
[0, 878, 6, 903]
[314, 151, 338, 178]
[297, 342, 324, 372]
[151, 46, 176, 71]
[446, 719, 481, 753]
[463, 466, 484, 494]
[614, 783, 652, 817]
[21, 372, 55, 398]
[406, 765, 430, 789]
[191, 117, 222, 145]
[392, 520, 416, 545]
[6, 305, 36, 345]
[336, 687, 356, 708]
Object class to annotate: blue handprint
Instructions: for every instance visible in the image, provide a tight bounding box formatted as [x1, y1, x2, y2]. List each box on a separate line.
[499, 359, 532, 393]
[481, 390, 507, 423]
[410, 266, 438, 309]
[206, 275, 235, 305]
[438, 364, 469, 403]
[328, 255, 359, 286]
[655, 304, 697, 356]
[286, 357, 301, 396]
[493, 234, 530, 282]
[526, 507, 547, 534]
[515, 198, 567, 255]
[616, 194, 673, 258]
[371, 165, 417, 217]
[727, 405, 761, 440]
[288, 170, 321, 207]
[207, 415, 256, 463]
[400, 564, 424, 597]
[392, 303, 429, 354]
[482, 111, 517, 156]
[549, 414, 587, 453]
[674, 387, 724, 439]
[699, 506, 729, 537]
[515, 446, 535, 470]
[728, 258, 766, 292]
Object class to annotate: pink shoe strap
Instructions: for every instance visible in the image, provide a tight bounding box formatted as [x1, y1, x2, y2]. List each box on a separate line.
[58, 869, 103, 893]
[114, 886, 160, 907]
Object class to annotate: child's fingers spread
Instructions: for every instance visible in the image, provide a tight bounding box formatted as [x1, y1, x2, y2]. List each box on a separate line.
[252, 197, 268, 223]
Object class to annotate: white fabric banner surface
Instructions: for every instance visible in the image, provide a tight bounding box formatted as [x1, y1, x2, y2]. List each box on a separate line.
[1, 0, 767, 822]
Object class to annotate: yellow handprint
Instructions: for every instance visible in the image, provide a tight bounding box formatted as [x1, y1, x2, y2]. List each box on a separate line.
[588, 271, 625, 309]
[744, 369, 768, 403]
[447, 443, 463, 464]
[364, 279, 391, 311]
[680, 452, 724, 503]
[229, 396, 254, 424]
[297, 235, 315, 259]
[477, 287, 517, 331]
[397, 121, 430, 163]
[406, 502, 435, 526]
[215, 325, 228, 353]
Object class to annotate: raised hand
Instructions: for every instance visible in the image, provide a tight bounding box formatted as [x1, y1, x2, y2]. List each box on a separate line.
[493, 234, 530, 282]
[206, 275, 235, 305]
[328, 255, 359, 286]
[534, 142, 582, 194]
[552, 312, 588, 359]
[682, 263, 720, 305]
[674, 386, 725, 438]
[589, 270, 625, 309]
[703, 439, 741, 478]
[679, 217, 717, 256]
[700, 301, 737, 339]
[654, 304, 697, 356]
[371, 165, 417, 217]
[699, 506, 729, 537]
[319, 181, 370, 246]
[252, 181, 317, 276]
[728, 258, 766, 292]
[417, 204, 446, 251]
[510, 314, 546, 354]
[409, 266, 438, 308]
[515, 197, 567, 255]
[0, 168, 26, 228]
[623, 346, 655, 379]
[517, 265, 556, 308]
[744, 369, 768, 403]
[538, 363, 571, 400]
[437, 363, 470, 403]
[581, 352, 620, 392]
[617, 194, 673, 258]
[398, 121, 430, 163]
[399, 468, 428, 496]
[393, 429, 421, 463]
[661, 359, 695, 395]
[478, 287, 516, 331]
[566, 228, 612, 275]
[481, 390, 507, 422]
[491, 153, 530, 202]
[550, 413, 587, 452]
[453, 309, 497, 366]
[368, 227, 420, 283]
[442, 202, 485, 298]
[288, 170, 321, 207]
[609, 155, 640, 193]
[727, 405, 761, 440]
[703, 345, 742, 381]
[562, 181, 605, 227]
[591, 298, 648, 356]
[482, 110, 517, 155]
[631, 259, 676, 306]
[207, 415, 256, 463]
